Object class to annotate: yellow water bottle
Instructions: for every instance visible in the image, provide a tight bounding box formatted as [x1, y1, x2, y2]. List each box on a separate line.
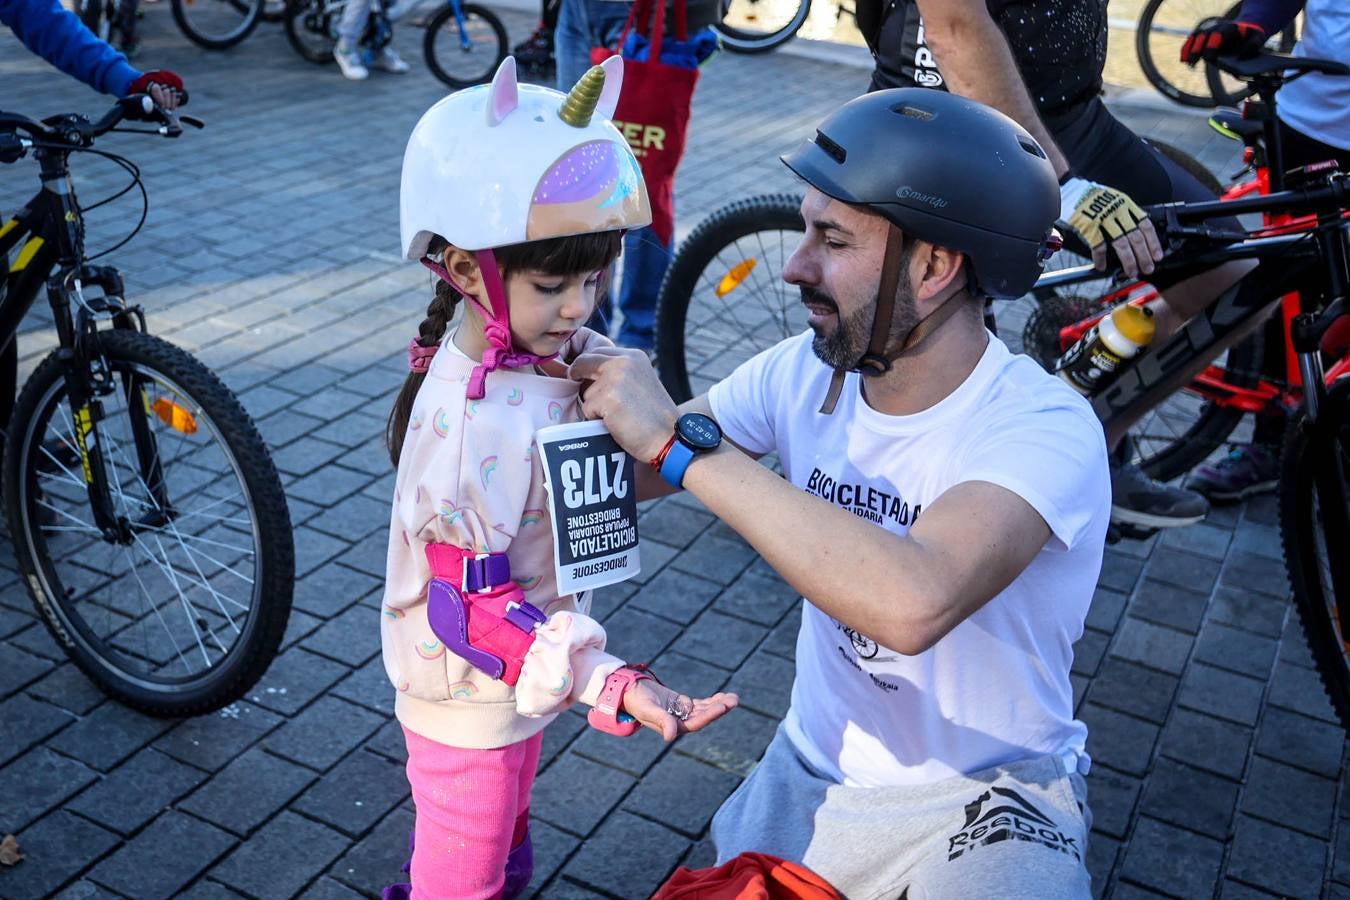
[1056, 304, 1156, 396]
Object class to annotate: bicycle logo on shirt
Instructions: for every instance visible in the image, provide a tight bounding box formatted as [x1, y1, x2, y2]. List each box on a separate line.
[841, 626, 879, 659]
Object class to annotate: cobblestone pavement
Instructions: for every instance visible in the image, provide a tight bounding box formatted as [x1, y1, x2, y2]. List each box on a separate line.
[1, 8, 1347, 899]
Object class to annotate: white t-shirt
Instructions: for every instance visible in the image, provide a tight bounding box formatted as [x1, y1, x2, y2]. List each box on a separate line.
[709, 331, 1110, 788]
[1278, 0, 1350, 152]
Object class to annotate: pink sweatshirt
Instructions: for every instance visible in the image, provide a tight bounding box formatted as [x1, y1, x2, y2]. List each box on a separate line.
[381, 328, 624, 750]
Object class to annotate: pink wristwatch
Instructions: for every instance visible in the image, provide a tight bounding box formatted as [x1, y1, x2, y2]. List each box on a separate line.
[587, 667, 652, 737]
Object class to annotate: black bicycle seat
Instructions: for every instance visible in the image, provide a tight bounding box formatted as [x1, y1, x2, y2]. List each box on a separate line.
[1214, 52, 1350, 80]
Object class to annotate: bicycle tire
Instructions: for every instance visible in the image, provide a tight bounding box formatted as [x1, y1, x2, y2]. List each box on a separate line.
[171, 0, 263, 50]
[4, 329, 294, 717]
[714, 0, 810, 53]
[1280, 378, 1350, 729]
[1203, 3, 1298, 108]
[422, 2, 508, 89]
[656, 193, 803, 403]
[1136, 0, 1296, 108]
[284, 0, 339, 63]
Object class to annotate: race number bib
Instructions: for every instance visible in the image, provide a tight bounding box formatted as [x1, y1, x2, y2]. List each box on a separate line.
[536, 420, 641, 594]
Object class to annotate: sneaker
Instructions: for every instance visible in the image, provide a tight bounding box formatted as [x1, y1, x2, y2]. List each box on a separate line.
[334, 41, 370, 80]
[512, 24, 555, 68]
[373, 46, 411, 73]
[1110, 442, 1209, 529]
[1187, 443, 1280, 502]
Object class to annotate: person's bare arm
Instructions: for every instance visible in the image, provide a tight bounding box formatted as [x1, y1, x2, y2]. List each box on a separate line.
[916, 0, 1069, 178]
[634, 395, 766, 501]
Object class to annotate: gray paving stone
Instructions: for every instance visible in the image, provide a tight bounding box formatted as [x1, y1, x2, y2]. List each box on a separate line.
[1145, 547, 1222, 595]
[528, 819, 582, 896]
[1178, 663, 1266, 727]
[1228, 521, 1282, 562]
[1073, 628, 1109, 677]
[669, 533, 758, 585]
[1138, 758, 1238, 841]
[629, 537, 679, 586]
[627, 568, 723, 624]
[154, 701, 284, 772]
[281, 608, 325, 651]
[760, 605, 802, 660]
[623, 753, 741, 837]
[48, 879, 126, 899]
[1207, 585, 1288, 638]
[67, 747, 206, 835]
[1081, 705, 1159, 777]
[1255, 707, 1344, 779]
[247, 646, 351, 716]
[1193, 621, 1279, 680]
[712, 570, 801, 626]
[680, 837, 718, 872]
[1130, 580, 1211, 635]
[293, 748, 409, 837]
[0, 693, 74, 765]
[0, 747, 98, 832]
[0, 641, 55, 696]
[273, 436, 350, 478]
[1240, 756, 1336, 840]
[537, 709, 587, 772]
[1096, 551, 1144, 594]
[1109, 617, 1192, 676]
[1085, 587, 1129, 634]
[587, 580, 637, 622]
[1158, 708, 1252, 781]
[1267, 658, 1340, 724]
[211, 811, 349, 899]
[1087, 658, 1178, 724]
[0, 811, 119, 900]
[724, 650, 795, 718]
[533, 752, 637, 836]
[562, 810, 689, 898]
[601, 606, 683, 664]
[328, 804, 414, 895]
[330, 660, 396, 717]
[293, 560, 383, 620]
[88, 811, 235, 900]
[678, 707, 781, 779]
[1226, 816, 1327, 898]
[1218, 552, 1289, 600]
[1086, 766, 1142, 838]
[1278, 613, 1318, 671]
[256, 409, 326, 450]
[179, 747, 316, 835]
[675, 610, 769, 670]
[1158, 522, 1232, 560]
[1086, 831, 1118, 899]
[293, 525, 353, 578]
[639, 499, 715, 550]
[0, 603, 33, 640]
[264, 695, 386, 772]
[1118, 816, 1224, 900]
[302, 603, 382, 667]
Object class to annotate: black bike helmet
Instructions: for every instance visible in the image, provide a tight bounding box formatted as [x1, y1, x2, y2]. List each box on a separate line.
[781, 88, 1059, 298]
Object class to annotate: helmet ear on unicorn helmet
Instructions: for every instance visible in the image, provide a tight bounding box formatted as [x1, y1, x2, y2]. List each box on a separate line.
[400, 56, 652, 262]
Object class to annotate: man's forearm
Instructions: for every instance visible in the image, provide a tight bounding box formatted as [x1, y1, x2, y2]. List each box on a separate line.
[921, 10, 1071, 179]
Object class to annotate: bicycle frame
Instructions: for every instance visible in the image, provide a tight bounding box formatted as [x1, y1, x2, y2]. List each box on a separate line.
[0, 132, 168, 540]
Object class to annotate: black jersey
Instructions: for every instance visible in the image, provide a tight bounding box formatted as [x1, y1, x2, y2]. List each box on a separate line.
[857, 0, 1108, 118]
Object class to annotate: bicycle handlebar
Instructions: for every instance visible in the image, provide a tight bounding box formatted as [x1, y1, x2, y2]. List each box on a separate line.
[0, 95, 203, 163]
[1148, 176, 1349, 237]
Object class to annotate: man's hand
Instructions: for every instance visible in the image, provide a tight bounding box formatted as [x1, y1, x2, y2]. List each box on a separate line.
[620, 678, 738, 742]
[1060, 178, 1164, 278]
[566, 346, 679, 463]
[128, 69, 186, 111]
[1180, 19, 1267, 65]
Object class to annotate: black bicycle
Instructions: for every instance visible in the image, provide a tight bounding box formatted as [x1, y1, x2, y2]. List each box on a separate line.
[0, 97, 294, 717]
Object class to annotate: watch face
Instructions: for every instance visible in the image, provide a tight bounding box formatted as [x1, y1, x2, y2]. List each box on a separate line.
[677, 413, 721, 451]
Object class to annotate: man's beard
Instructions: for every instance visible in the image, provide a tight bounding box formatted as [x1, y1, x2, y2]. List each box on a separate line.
[805, 280, 919, 371]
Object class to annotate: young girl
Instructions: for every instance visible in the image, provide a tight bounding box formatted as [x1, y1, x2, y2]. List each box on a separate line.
[381, 57, 738, 900]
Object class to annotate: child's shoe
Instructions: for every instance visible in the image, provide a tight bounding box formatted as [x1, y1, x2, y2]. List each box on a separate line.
[374, 46, 412, 73]
[334, 41, 370, 79]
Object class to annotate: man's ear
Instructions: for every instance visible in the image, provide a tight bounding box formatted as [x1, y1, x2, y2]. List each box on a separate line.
[443, 247, 484, 297]
[911, 242, 967, 307]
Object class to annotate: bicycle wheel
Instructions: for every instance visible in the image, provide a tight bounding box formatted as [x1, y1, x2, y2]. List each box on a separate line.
[284, 0, 340, 62]
[1280, 378, 1350, 729]
[422, 2, 508, 88]
[715, 0, 810, 53]
[1136, 0, 1296, 108]
[171, 0, 263, 49]
[656, 193, 804, 403]
[4, 330, 294, 717]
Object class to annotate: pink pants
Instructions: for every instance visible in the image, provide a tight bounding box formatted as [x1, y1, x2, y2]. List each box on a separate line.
[403, 726, 544, 900]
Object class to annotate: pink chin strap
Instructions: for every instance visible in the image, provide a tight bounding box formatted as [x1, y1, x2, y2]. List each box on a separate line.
[420, 249, 559, 400]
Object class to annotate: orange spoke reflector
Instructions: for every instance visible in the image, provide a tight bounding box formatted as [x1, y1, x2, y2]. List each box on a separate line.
[153, 397, 198, 435]
[716, 258, 758, 298]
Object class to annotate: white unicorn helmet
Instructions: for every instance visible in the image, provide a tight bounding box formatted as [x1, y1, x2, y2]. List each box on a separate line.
[399, 57, 651, 400]
[400, 56, 652, 259]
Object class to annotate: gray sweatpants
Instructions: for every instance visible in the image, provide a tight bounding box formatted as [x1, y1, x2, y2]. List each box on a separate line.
[712, 728, 1093, 900]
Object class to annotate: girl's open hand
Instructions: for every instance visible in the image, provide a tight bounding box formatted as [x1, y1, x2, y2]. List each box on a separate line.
[621, 678, 738, 742]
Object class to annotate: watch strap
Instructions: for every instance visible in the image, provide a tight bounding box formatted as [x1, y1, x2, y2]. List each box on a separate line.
[658, 439, 696, 489]
[587, 667, 651, 737]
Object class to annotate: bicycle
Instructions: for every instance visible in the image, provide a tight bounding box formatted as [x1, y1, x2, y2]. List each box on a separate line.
[282, 0, 506, 89]
[714, 0, 813, 53]
[0, 96, 295, 717]
[170, 0, 275, 49]
[1134, 0, 1296, 108]
[74, 0, 135, 50]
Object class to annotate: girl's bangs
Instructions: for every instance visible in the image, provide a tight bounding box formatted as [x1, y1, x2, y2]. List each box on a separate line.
[495, 230, 623, 276]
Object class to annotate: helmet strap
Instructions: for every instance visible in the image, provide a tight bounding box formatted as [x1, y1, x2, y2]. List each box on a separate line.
[420, 250, 559, 400]
[818, 224, 968, 415]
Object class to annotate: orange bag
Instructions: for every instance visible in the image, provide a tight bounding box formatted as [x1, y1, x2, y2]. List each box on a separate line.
[653, 851, 843, 899]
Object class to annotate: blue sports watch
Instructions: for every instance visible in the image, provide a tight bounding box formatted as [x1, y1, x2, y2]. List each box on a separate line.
[657, 413, 722, 489]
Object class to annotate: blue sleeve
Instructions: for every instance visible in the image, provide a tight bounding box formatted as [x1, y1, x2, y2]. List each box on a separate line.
[1239, 0, 1304, 33]
[0, 0, 142, 96]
